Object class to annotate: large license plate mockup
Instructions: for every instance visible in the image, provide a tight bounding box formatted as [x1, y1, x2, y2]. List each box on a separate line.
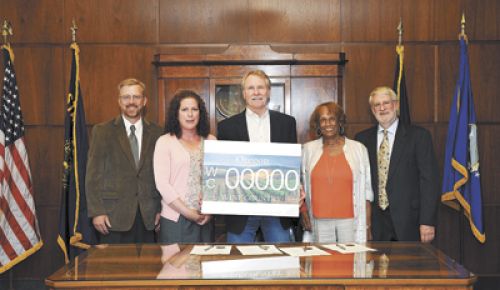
[202, 140, 301, 217]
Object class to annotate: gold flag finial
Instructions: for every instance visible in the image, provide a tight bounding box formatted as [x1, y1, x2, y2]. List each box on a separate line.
[70, 19, 78, 43]
[459, 12, 467, 41]
[2, 20, 13, 45]
[397, 18, 403, 46]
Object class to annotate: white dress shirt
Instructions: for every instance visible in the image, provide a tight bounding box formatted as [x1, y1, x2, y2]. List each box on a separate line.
[245, 108, 270, 143]
[122, 116, 143, 155]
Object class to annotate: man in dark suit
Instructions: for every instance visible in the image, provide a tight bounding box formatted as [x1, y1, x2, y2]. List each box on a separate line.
[217, 70, 297, 243]
[86, 78, 162, 243]
[355, 86, 439, 242]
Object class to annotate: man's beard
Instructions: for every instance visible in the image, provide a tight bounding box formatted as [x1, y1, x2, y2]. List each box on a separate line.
[124, 105, 142, 118]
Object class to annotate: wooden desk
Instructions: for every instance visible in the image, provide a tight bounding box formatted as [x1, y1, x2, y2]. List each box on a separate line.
[46, 242, 476, 290]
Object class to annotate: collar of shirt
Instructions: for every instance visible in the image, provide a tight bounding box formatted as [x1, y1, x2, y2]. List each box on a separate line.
[377, 118, 398, 153]
[122, 115, 143, 154]
[377, 118, 398, 135]
[245, 108, 270, 143]
[123, 116, 143, 135]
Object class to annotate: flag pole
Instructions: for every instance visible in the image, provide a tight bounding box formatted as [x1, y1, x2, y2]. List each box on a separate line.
[394, 17, 411, 124]
[395, 18, 403, 100]
[4, 19, 13, 284]
[59, 19, 82, 264]
[1, 20, 13, 45]
[458, 11, 467, 265]
[2, 22, 13, 288]
[2, 21, 12, 287]
[459, 12, 467, 42]
[397, 18, 403, 46]
[71, 18, 78, 43]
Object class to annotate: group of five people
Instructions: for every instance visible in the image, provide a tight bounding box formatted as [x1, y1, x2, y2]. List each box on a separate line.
[85, 70, 439, 246]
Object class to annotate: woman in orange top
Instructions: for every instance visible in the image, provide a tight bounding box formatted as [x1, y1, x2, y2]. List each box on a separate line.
[302, 102, 373, 243]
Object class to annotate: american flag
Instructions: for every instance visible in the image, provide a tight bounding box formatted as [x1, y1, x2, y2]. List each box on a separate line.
[0, 45, 43, 274]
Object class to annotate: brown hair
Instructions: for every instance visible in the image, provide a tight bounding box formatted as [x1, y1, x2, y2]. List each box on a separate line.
[164, 90, 210, 138]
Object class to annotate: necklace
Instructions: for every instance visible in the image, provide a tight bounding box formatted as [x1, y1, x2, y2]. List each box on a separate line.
[323, 137, 344, 184]
[323, 137, 344, 155]
[327, 153, 335, 184]
[322, 148, 342, 185]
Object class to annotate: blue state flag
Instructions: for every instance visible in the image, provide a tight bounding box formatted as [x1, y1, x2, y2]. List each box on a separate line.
[441, 37, 485, 243]
[57, 42, 96, 263]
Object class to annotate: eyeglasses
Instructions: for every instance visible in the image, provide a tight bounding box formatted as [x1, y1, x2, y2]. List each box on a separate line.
[372, 100, 395, 110]
[120, 95, 144, 101]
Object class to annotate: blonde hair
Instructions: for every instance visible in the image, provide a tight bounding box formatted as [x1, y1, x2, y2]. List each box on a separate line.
[117, 78, 146, 94]
[368, 86, 397, 105]
[241, 70, 271, 90]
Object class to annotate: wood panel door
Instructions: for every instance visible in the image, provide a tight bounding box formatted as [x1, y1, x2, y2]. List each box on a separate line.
[155, 45, 345, 141]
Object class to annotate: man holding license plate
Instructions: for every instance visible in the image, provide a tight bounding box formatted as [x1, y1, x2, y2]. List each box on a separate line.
[215, 70, 299, 243]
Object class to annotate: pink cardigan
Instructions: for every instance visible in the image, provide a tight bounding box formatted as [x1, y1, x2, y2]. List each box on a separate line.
[153, 134, 215, 222]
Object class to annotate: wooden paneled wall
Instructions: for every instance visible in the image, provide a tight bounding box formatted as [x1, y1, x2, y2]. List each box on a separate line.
[0, 0, 498, 284]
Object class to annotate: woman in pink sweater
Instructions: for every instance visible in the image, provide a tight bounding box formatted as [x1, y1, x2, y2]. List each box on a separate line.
[154, 90, 215, 243]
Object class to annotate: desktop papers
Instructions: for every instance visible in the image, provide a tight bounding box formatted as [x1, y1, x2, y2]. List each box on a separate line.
[279, 245, 330, 257]
[236, 245, 282, 255]
[190, 245, 232, 255]
[321, 243, 376, 254]
[202, 256, 300, 278]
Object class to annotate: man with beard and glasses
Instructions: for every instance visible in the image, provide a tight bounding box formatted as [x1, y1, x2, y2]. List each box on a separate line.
[86, 78, 162, 244]
[355, 86, 439, 243]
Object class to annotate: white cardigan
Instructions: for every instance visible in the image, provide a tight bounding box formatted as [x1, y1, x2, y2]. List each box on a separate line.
[302, 137, 373, 243]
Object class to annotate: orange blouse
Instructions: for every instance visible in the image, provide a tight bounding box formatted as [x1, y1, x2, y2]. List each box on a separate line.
[310, 151, 354, 219]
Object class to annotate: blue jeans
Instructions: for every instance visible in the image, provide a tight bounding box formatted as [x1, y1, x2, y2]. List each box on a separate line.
[227, 216, 292, 243]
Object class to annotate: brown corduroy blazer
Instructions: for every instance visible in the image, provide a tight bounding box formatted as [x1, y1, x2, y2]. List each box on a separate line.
[86, 116, 162, 231]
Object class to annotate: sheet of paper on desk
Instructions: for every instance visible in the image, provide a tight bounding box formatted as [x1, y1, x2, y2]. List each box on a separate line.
[202, 256, 300, 278]
[322, 243, 376, 254]
[190, 245, 232, 255]
[279, 245, 330, 257]
[237, 245, 283, 255]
